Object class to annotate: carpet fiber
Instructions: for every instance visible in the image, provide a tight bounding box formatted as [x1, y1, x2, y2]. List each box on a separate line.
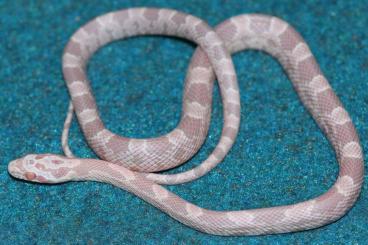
[0, 0, 367, 244]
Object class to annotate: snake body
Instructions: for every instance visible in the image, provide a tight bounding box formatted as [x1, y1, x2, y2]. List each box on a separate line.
[8, 8, 364, 236]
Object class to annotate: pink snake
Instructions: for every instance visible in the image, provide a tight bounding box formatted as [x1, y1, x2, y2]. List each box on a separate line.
[8, 8, 364, 236]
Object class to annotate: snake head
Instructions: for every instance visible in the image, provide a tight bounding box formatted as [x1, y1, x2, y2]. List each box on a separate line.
[8, 154, 76, 184]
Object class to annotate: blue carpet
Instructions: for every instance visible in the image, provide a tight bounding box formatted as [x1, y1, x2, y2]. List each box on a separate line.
[0, 0, 367, 244]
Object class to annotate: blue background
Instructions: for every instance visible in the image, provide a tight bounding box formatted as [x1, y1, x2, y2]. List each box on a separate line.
[0, 0, 367, 244]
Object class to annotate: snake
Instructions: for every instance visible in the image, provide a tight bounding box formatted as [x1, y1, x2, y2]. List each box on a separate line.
[8, 8, 364, 236]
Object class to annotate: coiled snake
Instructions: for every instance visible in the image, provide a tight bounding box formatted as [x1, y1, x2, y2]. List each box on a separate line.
[8, 8, 364, 235]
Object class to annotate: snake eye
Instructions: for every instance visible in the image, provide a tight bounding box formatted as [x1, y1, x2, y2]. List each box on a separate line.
[25, 172, 36, 180]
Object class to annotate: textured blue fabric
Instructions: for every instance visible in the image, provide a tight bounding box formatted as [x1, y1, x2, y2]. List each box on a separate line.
[0, 0, 367, 244]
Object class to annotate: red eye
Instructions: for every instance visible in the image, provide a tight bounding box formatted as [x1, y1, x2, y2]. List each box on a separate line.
[25, 172, 36, 180]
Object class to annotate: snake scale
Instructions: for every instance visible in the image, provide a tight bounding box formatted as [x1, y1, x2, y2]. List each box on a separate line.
[8, 8, 364, 236]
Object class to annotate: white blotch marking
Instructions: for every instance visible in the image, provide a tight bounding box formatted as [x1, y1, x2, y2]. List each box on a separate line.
[96, 13, 115, 28]
[107, 162, 136, 181]
[226, 212, 255, 225]
[78, 109, 99, 124]
[245, 37, 269, 49]
[69, 80, 86, 87]
[70, 91, 89, 98]
[186, 102, 208, 115]
[204, 32, 222, 46]
[92, 129, 112, 142]
[175, 172, 193, 183]
[206, 155, 218, 164]
[161, 8, 177, 22]
[71, 28, 89, 43]
[231, 16, 251, 36]
[216, 59, 234, 73]
[218, 136, 233, 153]
[121, 169, 136, 181]
[228, 18, 241, 38]
[284, 200, 316, 219]
[309, 75, 330, 93]
[152, 185, 169, 200]
[63, 52, 80, 61]
[185, 101, 208, 119]
[189, 67, 212, 85]
[168, 129, 188, 145]
[330, 107, 351, 125]
[63, 63, 79, 68]
[141, 140, 148, 154]
[226, 114, 240, 129]
[68, 81, 89, 97]
[336, 176, 354, 197]
[225, 88, 240, 104]
[185, 203, 203, 218]
[292, 43, 312, 63]
[342, 142, 362, 159]
[63, 53, 83, 68]
[128, 139, 140, 152]
[270, 17, 289, 36]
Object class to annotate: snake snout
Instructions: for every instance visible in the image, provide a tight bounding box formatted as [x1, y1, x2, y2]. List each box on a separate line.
[8, 159, 26, 180]
[8, 155, 49, 183]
